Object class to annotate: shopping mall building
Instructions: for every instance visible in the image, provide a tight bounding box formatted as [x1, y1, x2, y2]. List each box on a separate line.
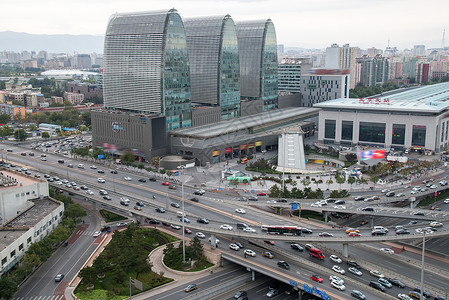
[314, 83, 449, 152]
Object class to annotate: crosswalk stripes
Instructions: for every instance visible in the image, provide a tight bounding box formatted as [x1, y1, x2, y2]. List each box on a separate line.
[12, 295, 64, 300]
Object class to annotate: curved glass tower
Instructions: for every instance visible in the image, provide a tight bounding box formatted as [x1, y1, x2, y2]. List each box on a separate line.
[236, 19, 278, 111]
[103, 9, 191, 130]
[184, 15, 240, 120]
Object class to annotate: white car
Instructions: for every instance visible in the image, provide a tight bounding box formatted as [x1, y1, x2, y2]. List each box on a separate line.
[330, 280, 346, 291]
[86, 190, 94, 195]
[329, 255, 342, 264]
[329, 275, 344, 285]
[333, 205, 346, 209]
[444, 199, 449, 204]
[196, 232, 205, 239]
[243, 227, 256, 233]
[430, 221, 443, 227]
[410, 190, 418, 194]
[90, 165, 97, 169]
[93, 231, 101, 238]
[396, 193, 405, 197]
[398, 294, 413, 300]
[220, 224, 233, 230]
[348, 267, 362, 276]
[379, 248, 394, 255]
[124, 177, 132, 181]
[370, 270, 384, 278]
[311, 202, 322, 207]
[229, 243, 240, 251]
[332, 265, 345, 274]
[97, 178, 105, 183]
[244, 249, 256, 257]
[235, 208, 246, 214]
[40, 157, 47, 161]
[56, 181, 63, 185]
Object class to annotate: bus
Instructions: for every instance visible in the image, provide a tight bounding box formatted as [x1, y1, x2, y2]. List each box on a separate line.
[267, 225, 302, 236]
[309, 247, 325, 260]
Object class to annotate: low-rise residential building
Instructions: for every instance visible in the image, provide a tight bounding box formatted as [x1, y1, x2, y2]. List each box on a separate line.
[0, 103, 26, 120]
[38, 123, 61, 136]
[64, 92, 84, 105]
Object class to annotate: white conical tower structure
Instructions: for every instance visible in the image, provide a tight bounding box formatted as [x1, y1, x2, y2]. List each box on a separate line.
[277, 127, 306, 172]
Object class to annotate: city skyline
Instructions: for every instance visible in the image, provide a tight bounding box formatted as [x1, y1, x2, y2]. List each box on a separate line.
[1, 0, 448, 51]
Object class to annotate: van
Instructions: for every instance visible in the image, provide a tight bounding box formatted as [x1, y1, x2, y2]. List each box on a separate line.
[386, 191, 395, 197]
[373, 226, 388, 233]
[241, 158, 248, 164]
[237, 223, 248, 229]
[177, 211, 186, 218]
[309, 247, 324, 260]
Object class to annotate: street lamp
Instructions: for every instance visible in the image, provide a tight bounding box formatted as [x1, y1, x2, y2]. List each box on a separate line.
[420, 231, 426, 300]
[181, 175, 192, 264]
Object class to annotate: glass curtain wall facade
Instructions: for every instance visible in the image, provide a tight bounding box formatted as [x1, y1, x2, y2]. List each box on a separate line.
[184, 15, 240, 120]
[236, 19, 278, 111]
[103, 9, 191, 131]
[359, 122, 386, 143]
[412, 125, 426, 146]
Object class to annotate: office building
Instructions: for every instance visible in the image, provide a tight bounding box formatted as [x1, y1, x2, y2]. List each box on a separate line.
[278, 58, 302, 93]
[76, 54, 92, 68]
[301, 69, 350, 107]
[314, 82, 449, 152]
[103, 9, 192, 131]
[236, 19, 278, 111]
[184, 15, 240, 120]
[413, 45, 426, 56]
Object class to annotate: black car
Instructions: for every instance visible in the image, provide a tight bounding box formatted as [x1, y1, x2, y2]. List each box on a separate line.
[197, 218, 209, 224]
[149, 177, 157, 182]
[413, 287, 431, 298]
[234, 291, 247, 299]
[277, 198, 287, 202]
[396, 229, 410, 235]
[54, 274, 64, 282]
[147, 219, 160, 224]
[110, 170, 118, 174]
[362, 207, 374, 211]
[100, 225, 111, 232]
[138, 178, 147, 182]
[235, 242, 244, 248]
[354, 196, 365, 201]
[325, 198, 336, 203]
[155, 207, 165, 213]
[348, 261, 361, 269]
[351, 290, 366, 299]
[248, 196, 258, 201]
[136, 201, 144, 206]
[103, 195, 111, 200]
[58, 160, 64, 164]
[301, 228, 313, 234]
[98, 170, 105, 174]
[277, 261, 290, 269]
[369, 281, 385, 292]
[190, 197, 199, 202]
[171, 202, 180, 208]
[291, 243, 304, 251]
[335, 200, 346, 205]
[388, 278, 405, 288]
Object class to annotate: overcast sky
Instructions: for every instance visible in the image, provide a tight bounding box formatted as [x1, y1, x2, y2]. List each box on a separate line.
[2, 0, 447, 50]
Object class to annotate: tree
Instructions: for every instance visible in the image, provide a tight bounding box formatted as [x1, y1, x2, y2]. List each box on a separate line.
[269, 184, 281, 198]
[64, 204, 87, 223]
[326, 179, 333, 189]
[121, 151, 136, 165]
[151, 156, 160, 168]
[79, 266, 96, 285]
[189, 236, 203, 259]
[300, 178, 311, 187]
[14, 129, 27, 141]
[0, 113, 10, 124]
[81, 111, 91, 126]
[0, 276, 18, 299]
[41, 131, 50, 139]
[336, 175, 345, 190]
[347, 177, 356, 189]
[358, 177, 368, 188]
[28, 124, 37, 131]
[13, 113, 23, 122]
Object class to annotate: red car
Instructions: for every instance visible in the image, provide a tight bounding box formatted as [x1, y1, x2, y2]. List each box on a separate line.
[184, 228, 192, 234]
[348, 232, 361, 237]
[264, 240, 275, 245]
[311, 275, 323, 283]
[162, 182, 169, 186]
[257, 192, 267, 196]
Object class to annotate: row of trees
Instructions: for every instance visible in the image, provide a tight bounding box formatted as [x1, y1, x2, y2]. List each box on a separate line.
[0, 189, 85, 299]
[163, 237, 208, 271]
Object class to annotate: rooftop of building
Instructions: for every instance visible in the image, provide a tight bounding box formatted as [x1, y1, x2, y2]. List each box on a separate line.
[39, 123, 62, 128]
[0, 169, 43, 191]
[314, 82, 449, 113]
[0, 197, 62, 252]
[41, 70, 100, 76]
[170, 106, 319, 139]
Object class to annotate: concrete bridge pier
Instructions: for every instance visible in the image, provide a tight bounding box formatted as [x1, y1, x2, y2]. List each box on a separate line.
[323, 211, 328, 223]
[342, 243, 349, 258]
[92, 201, 97, 210]
[210, 234, 217, 250]
[370, 216, 374, 228]
[132, 213, 138, 224]
[251, 270, 256, 281]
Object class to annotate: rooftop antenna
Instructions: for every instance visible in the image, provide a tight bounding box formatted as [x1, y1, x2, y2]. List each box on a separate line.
[387, 39, 390, 48]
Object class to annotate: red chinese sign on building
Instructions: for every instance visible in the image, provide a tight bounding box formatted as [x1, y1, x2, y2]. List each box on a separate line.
[358, 98, 390, 104]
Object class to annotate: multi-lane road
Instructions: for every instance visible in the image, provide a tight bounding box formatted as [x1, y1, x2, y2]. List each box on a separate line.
[3, 144, 449, 299]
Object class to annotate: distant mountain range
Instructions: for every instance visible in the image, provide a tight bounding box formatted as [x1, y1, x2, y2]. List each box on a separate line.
[0, 31, 104, 54]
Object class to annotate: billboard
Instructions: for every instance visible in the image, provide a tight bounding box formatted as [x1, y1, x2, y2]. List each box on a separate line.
[356, 148, 385, 161]
[387, 155, 408, 163]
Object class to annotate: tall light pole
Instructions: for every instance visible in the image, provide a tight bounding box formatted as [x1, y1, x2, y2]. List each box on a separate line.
[420, 231, 426, 300]
[181, 179, 186, 263]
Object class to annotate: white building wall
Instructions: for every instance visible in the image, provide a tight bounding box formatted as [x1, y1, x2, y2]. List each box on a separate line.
[318, 110, 438, 151]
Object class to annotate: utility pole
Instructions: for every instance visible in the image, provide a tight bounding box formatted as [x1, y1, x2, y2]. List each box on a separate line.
[420, 231, 426, 300]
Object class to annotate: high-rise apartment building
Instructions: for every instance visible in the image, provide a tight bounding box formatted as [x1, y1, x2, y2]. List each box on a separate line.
[301, 69, 349, 107]
[354, 55, 389, 87]
[76, 54, 92, 69]
[278, 58, 301, 93]
[413, 45, 426, 56]
[325, 44, 361, 89]
[236, 19, 278, 111]
[103, 9, 192, 131]
[184, 15, 241, 120]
